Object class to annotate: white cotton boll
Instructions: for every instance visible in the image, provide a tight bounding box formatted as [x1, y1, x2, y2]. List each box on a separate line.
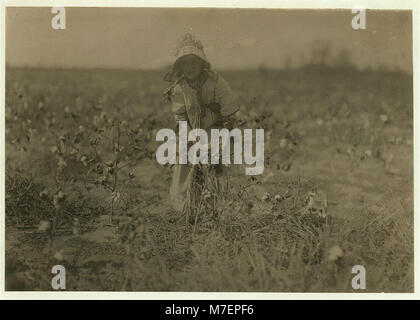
[279, 138, 287, 148]
[380, 114, 388, 123]
[327, 245, 344, 261]
[54, 250, 64, 261]
[261, 193, 270, 201]
[38, 220, 50, 232]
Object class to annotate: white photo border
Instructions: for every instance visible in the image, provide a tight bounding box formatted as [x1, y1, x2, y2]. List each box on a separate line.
[0, 0, 418, 300]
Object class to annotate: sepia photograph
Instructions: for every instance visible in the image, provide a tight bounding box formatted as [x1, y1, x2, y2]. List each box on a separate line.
[3, 5, 415, 293]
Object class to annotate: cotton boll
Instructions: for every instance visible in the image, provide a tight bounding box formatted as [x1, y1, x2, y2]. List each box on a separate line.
[327, 245, 344, 261]
[261, 193, 270, 201]
[38, 220, 50, 232]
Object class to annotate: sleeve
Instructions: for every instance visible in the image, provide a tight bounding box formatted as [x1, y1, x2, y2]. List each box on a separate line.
[171, 84, 188, 123]
[216, 76, 239, 118]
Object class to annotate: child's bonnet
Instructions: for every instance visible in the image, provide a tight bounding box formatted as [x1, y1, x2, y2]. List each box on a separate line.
[163, 34, 238, 130]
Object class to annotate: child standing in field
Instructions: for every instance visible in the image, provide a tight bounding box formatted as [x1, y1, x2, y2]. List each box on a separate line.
[163, 33, 239, 213]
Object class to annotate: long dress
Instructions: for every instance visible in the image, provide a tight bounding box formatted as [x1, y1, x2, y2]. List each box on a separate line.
[169, 70, 238, 212]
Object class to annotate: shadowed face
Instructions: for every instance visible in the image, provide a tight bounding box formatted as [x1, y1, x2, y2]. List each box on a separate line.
[179, 54, 203, 80]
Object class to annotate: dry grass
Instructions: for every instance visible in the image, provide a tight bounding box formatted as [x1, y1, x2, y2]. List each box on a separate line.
[5, 66, 413, 292]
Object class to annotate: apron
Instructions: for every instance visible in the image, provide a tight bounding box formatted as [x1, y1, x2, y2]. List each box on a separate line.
[169, 72, 220, 212]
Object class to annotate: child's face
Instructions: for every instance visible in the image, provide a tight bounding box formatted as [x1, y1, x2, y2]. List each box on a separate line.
[180, 55, 203, 80]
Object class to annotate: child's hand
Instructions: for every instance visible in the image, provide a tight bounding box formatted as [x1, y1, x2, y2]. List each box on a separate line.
[222, 115, 236, 130]
[205, 102, 221, 114]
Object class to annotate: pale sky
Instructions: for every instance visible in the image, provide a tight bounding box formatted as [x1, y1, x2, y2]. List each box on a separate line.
[6, 7, 412, 72]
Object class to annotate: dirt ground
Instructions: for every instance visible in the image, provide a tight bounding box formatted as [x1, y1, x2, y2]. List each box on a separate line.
[5, 67, 413, 291]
